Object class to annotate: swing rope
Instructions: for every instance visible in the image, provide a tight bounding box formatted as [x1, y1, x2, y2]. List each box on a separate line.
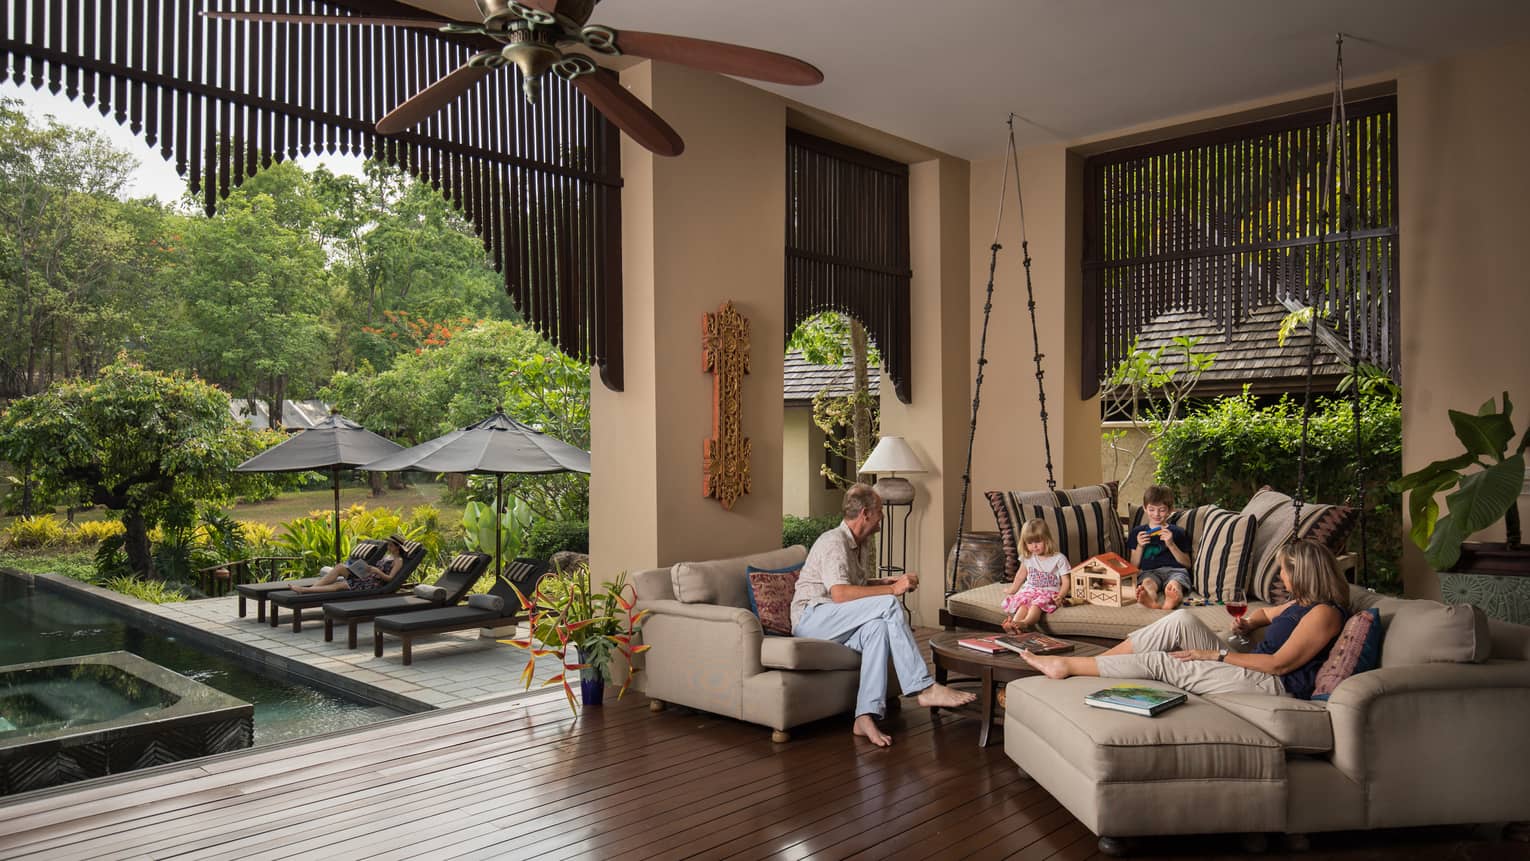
[948, 116, 1056, 598]
[1292, 34, 1368, 585]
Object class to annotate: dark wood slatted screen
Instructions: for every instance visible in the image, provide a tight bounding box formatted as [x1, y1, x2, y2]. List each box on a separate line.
[785, 130, 912, 403]
[1081, 96, 1399, 398]
[2, 0, 625, 390]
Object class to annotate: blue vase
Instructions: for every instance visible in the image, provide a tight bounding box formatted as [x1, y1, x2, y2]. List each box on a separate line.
[580, 668, 605, 706]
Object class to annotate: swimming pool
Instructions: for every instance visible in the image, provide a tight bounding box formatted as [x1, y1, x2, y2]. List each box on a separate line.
[0, 573, 405, 748]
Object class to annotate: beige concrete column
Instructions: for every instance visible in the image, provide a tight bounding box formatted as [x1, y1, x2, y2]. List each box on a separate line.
[1397, 38, 1530, 598]
[963, 145, 1099, 532]
[879, 155, 970, 626]
[591, 62, 786, 575]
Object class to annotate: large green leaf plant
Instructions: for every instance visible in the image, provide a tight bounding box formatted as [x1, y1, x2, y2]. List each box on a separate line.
[1393, 393, 1527, 571]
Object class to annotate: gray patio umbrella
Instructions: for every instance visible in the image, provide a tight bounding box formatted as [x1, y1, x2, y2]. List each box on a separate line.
[361, 408, 591, 578]
[234, 413, 405, 564]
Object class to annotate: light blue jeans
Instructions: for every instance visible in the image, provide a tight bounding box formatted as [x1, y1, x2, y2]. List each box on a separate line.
[794, 595, 934, 719]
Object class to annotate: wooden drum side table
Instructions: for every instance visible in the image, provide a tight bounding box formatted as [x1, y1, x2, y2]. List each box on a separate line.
[928, 631, 1105, 747]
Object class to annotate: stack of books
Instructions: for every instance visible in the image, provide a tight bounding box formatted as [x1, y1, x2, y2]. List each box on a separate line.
[956, 633, 1075, 656]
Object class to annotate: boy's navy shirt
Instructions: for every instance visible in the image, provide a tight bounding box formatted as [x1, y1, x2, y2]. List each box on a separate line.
[1127, 523, 1191, 570]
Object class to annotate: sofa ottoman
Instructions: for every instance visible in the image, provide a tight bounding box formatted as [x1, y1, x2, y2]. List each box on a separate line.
[1003, 676, 1285, 838]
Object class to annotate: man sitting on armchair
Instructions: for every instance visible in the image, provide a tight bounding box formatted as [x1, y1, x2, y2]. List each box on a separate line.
[791, 483, 975, 746]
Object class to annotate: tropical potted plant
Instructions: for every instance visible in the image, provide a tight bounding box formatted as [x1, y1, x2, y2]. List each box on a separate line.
[506, 565, 650, 712]
[1393, 392, 1527, 575]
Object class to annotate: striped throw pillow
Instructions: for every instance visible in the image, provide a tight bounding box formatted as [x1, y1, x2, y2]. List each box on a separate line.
[986, 482, 1121, 577]
[1010, 500, 1123, 570]
[1241, 488, 1358, 603]
[1194, 507, 1261, 602]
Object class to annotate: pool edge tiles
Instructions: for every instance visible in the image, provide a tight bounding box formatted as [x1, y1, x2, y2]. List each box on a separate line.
[0, 651, 253, 796]
[15, 572, 436, 716]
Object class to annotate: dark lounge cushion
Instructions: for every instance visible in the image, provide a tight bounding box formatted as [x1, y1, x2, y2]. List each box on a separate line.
[324, 595, 434, 618]
[373, 604, 510, 632]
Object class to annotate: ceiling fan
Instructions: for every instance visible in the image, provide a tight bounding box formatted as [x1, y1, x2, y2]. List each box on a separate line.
[205, 0, 825, 157]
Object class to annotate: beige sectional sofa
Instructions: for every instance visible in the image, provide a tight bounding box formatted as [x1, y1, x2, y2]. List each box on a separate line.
[631, 545, 884, 742]
[1004, 587, 1530, 852]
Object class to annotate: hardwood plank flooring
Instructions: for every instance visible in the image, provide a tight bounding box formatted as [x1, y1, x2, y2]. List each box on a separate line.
[1, 631, 1524, 860]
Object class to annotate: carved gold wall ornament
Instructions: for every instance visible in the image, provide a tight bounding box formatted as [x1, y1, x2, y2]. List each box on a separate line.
[702, 302, 752, 510]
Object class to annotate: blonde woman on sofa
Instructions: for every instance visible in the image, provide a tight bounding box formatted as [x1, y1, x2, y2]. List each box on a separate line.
[1019, 538, 1349, 699]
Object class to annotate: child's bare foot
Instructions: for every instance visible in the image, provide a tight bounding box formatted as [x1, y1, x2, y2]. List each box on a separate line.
[1162, 583, 1184, 611]
[1017, 650, 1071, 680]
[916, 683, 976, 709]
[853, 714, 892, 747]
[1014, 619, 1034, 632]
[1137, 584, 1162, 609]
[1002, 618, 1019, 634]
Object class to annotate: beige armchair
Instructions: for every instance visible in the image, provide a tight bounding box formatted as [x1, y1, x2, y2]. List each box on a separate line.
[631, 545, 873, 742]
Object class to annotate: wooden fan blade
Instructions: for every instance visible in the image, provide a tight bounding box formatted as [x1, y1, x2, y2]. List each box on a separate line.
[610, 30, 824, 86]
[202, 11, 450, 29]
[571, 71, 684, 157]
[376, 64, 493, 135]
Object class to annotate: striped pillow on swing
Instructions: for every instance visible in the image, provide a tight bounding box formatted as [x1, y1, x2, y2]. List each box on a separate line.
[986, 482, 1121, 578]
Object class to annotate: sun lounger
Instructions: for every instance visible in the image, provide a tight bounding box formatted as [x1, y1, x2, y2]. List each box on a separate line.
[235, 540, 387, 622]
[372, 566, 549, 665]
[267, 539, 427, 632]
[322, 552, 495, 648]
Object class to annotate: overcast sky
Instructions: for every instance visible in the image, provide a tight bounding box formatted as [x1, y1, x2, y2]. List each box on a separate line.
[2, 79, 365, 203]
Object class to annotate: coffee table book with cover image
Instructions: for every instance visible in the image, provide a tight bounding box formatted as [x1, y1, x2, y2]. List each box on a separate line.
[1083, 684, 1187, 717]
[995, 634, 1074, 656]
[957, 636, 1009, 654]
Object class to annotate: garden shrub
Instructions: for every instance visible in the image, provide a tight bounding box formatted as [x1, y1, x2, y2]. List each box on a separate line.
[783, 514, 840, 550]
[69, 519, 126, 547]
[525, 519, 590, 561]
[101, 574, 186, 604]
[6, 514, 68, 548]
[1154, 390, 1403, 593]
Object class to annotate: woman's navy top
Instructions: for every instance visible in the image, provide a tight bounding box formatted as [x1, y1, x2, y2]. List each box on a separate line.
[1255, 601, 1349, 699]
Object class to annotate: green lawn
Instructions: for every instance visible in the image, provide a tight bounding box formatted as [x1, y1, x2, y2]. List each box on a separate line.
[3, 481, 457, 530]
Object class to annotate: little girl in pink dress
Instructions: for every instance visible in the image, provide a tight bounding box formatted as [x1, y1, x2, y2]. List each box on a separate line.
[1001, 518, 1071, 633]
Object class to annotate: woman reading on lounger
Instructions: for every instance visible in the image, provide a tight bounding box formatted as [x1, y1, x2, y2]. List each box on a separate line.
[291, 538, 406, 594]
[1018, 538, 1348, 700]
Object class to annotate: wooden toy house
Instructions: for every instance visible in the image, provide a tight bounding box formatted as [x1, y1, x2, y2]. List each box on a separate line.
[1069, 553, 1140, 607]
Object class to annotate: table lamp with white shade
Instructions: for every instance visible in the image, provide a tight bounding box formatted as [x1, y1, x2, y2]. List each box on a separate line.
[859, 436, 926, 598]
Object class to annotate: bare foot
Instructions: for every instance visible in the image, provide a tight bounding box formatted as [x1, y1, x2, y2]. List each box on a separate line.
[1162, 584, 1184, 611]
[1002, 618, 1019, 634]
[1014, 619, 1034, 632]
[1138, 585, 1162, 610]
[853, 714, 892, 747]
[291, 585, 310, 594]
[1018, 650, 1072, 680]
[916, 683, 977, 709]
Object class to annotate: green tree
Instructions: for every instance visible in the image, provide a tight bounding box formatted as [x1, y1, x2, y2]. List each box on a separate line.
[324, 320, 590, 519]
[788, 311, 880, 488]
[147, 166, 332, 423]
[0, 99, 169, 397]
[0, 356, 269, 578]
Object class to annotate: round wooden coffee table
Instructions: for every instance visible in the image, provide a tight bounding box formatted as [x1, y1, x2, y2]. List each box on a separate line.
[928, 631, 1105, 747]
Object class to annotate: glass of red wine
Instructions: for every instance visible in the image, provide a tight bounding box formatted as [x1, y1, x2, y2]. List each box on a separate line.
[1226, 588, 1250, 648]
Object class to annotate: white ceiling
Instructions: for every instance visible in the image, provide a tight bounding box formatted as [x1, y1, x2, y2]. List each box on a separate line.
[512, 0, 1530, 161]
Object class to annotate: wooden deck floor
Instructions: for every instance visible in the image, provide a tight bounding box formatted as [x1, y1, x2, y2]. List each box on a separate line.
[2, 649, 1525, 859]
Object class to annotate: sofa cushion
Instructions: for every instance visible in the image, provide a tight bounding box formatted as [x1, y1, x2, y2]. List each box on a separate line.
[986, 482, 1119, 577]
[1000, 500, 1123, 576]
[745, 564, 802, 636]
[1311, 607, 1383, 700]
[1202, 693, 1334, 753]
[1125, 504, 1217, 566]
[1381, 601, 1491, 666]
[1241, 488, 1358, 603]
[946, 580, 1268, 641]
[759, 636, 863, 671]
[1006, 676, 1284, 782]
[672, 545, 809, 608]
[1193, 507, 1260, 602]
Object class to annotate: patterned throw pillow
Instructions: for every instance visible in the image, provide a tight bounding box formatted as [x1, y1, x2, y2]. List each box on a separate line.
[1241, 488, 1359, 603]
[746, 565, 803, 636]
[1311, 608, 1383, 700]
[985, 482, 1122, 577]
[1193, 507, 1260, 602]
